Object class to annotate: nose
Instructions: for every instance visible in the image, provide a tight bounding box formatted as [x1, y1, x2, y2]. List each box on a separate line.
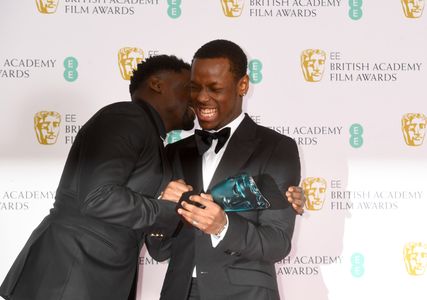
[194, 87, 210, 103]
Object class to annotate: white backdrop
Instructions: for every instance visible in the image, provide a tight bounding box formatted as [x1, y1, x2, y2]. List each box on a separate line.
[0, 1, 426, 299]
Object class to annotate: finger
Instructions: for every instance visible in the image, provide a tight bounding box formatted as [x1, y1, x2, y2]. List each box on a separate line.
[177, 207, 195, 221]
[292, 206, 304, 216]
[173, 179, 193, 191]
[181, 201, 211, 218]
[200, 193, 213, 201]
[292, 203, 304, 215]
[287, 190, 303, 199]
[178, 209, 198, 226]
[189, 195, 216, 208]
[291, 186, 303, 193]
[178, 208, 208, 227]
[174, 182, 193, 193]
[296, 198, 305, 205]
[286, 194, 301, 204]
[289, 186, 302, 192]
[286, 191, 299, 201]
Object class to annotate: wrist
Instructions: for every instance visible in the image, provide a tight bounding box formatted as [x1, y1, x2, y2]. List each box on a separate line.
[214, 213, 228, 237]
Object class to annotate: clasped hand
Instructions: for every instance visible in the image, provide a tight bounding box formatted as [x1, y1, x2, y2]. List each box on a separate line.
[160, 180, 226, 235]
[178, 193, 227, 235]
[160, 179, 306, 235]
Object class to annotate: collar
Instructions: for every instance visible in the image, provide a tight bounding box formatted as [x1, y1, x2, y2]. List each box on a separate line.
[207, 112, 245, 139]
[132, 98, 167, 140]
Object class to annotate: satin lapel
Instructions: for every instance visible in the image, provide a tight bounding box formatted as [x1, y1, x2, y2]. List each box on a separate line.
[208, 115, 260, 190]
[179, 137, 204, 193]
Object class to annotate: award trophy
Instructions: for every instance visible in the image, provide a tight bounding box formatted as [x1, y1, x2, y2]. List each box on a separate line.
[210, 173, 270, 212]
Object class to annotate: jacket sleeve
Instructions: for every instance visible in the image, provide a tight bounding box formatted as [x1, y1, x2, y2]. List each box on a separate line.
[74, 110, 176, 231]
[216, 137, 301, 262]
[145, 142, 183, 261]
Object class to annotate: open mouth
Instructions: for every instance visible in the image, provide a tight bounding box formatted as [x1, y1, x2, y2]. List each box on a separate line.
[196, 107, 218, 121]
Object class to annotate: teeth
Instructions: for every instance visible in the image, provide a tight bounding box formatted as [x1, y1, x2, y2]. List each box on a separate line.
[199, 108, 216, 117]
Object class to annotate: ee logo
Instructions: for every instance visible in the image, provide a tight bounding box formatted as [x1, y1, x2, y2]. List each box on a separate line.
[351, 252, 365, 278]
[349, 0, 363, 20]
[249, 59, 263, 84]
[350, 123, 363, 148]
[167, 0, 181, 19]
[63, 57, 78, 82]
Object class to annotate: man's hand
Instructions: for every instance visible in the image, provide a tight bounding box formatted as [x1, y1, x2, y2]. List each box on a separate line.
[177, 193, 227, 235]
[285, 186, 306, 215]
[160, 179, 193, 203]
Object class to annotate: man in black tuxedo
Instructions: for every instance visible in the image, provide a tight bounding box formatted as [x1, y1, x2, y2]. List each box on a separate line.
[0, 55, 196, 300]
[153, 40, 301, 300]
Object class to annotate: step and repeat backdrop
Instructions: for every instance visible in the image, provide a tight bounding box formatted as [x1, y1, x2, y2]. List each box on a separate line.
[0, 1, 426, 299]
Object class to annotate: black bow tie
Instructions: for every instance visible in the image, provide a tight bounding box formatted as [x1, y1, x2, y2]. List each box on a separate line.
[195, 127, 231, 155]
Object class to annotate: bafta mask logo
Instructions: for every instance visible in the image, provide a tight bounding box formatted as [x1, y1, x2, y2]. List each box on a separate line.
[401, 0, 425, 18]
[221, 0, 245, 17]
[401, 113, 426, 146]
[118, 47, 144, 80]
[34, 111, 61, 145]
[35, 0, 59, 14]
[301, 49, 326, 82]
[404, 242, 427, 275]
[302, 177, 327, 211]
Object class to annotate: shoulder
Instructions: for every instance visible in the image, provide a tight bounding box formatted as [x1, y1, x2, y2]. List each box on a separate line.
[79, 101, 153, 143]
[253, 123, 296, 148]
[85, 101, 149, 126]
[95, 101, 147, 117]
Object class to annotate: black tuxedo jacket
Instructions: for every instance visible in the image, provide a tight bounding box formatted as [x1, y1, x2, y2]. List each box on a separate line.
[0, 100, 176, 300]
[151, 115, 301, 300]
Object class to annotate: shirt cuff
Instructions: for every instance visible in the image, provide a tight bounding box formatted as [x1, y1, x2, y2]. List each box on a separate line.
[210, 214, 229, 248]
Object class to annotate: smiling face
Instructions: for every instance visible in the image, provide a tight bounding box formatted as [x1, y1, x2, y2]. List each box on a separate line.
[190, 58, 248, 130]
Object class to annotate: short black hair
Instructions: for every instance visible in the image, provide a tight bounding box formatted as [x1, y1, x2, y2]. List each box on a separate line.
[129, 54, 190, 95]
[192, 39, 248, 80]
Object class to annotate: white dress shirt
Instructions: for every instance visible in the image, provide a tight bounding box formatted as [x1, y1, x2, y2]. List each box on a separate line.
[192, 113, 245, 277]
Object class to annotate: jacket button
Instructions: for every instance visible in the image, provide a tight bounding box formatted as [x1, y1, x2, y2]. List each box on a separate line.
[225, 250, 241, 256]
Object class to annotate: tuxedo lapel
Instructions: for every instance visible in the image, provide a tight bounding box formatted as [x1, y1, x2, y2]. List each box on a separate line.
[208, 115, 260, 190]
[179, 138, 204, 193]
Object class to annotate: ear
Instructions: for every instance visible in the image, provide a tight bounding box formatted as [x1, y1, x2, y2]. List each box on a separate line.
[238, 74, 249, 97]
[148, 75, 163, 94]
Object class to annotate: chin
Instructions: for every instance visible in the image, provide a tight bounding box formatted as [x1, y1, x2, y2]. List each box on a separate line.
[199, 122, 216, 130]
